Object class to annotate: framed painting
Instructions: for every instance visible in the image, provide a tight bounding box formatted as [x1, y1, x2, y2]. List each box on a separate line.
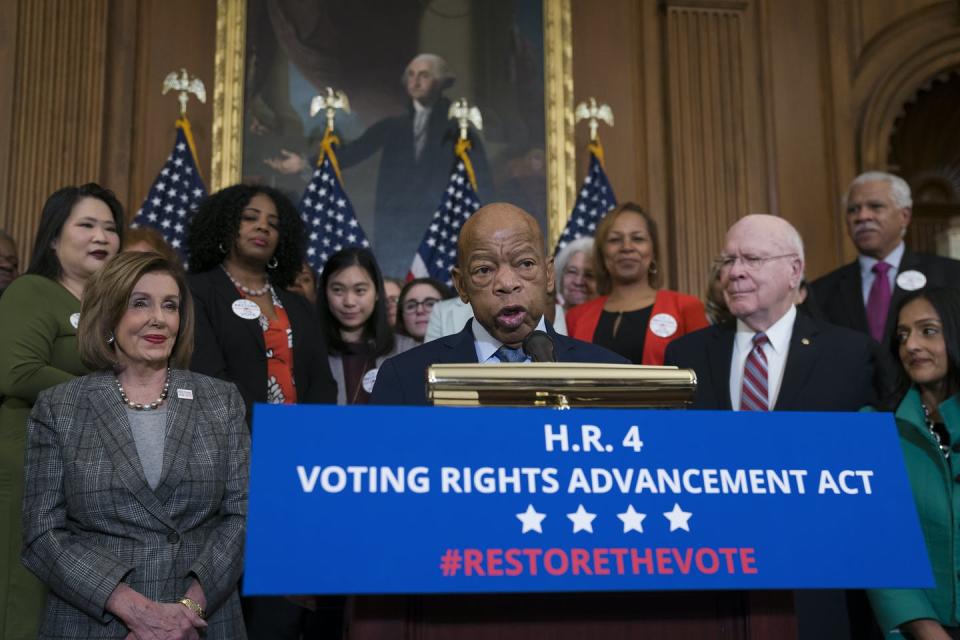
[213, 0, 573, 277]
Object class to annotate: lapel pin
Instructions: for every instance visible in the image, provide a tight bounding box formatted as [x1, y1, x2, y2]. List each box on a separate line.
[801, 338, 810, 345]
[177, 389, 194, 400]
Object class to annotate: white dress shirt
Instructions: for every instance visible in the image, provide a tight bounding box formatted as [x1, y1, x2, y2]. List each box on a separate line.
[728, 305, 796, 410]
[858, 241, 904, 304]
[471, 316, 549, 364]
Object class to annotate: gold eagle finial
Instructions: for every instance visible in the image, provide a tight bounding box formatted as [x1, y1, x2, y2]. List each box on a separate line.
[310, 88, 351, 134]
[162, 69, 206, 116]
[575, 97, 614, 142]
[448, 98, 483, 141]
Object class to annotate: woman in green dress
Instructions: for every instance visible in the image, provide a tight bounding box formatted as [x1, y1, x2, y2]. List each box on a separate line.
[0, 183, 122, 639]
[869, 286, 960, 640]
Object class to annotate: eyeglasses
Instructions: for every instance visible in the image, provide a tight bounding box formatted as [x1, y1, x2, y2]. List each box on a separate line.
[714, 253, 798, 272]
[402, 297, 439, 314]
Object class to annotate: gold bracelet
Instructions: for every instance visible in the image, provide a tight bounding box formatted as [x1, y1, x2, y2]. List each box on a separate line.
[178, 596, 205, 619]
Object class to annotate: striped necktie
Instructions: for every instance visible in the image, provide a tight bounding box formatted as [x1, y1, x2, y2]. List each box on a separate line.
[740, 333, 770, 411]
[495, 346, 527, 363]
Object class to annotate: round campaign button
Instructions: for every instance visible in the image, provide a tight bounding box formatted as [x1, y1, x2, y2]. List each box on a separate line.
[362, 368, 379, 393]
[231, 299, 262, 320]
[69, 312, 80, 329]
[649, 313, 678, 338]
[896, 270, 926, 291]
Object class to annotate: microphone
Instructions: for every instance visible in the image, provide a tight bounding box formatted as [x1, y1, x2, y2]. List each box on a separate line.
[523, 330, 557, 363]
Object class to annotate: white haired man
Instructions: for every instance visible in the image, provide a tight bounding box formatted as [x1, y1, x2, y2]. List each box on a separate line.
[811, 171, 960, 346]
[664, 214, 876, 411]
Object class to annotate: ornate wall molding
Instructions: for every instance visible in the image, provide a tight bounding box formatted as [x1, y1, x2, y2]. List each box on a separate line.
[211, 0, 246, 191]
[543, 0, 575, 249]
[663, 1, 763, 293]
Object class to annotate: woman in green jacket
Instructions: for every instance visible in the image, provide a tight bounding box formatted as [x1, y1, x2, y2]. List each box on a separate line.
[0, 184, 122, 639]
[869, 286, 960, 640]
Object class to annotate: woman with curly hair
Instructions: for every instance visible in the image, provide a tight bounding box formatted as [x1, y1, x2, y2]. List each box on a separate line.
[187, 184, 337, 636]
[186, 184, 337, 417]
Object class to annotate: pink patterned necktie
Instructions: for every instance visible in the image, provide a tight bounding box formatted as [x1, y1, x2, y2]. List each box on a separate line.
[740, 333, 769, 412]
[865, 262, 892, 342]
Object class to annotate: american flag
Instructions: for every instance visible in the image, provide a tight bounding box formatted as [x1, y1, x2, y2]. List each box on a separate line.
[553, 143, 617, 255]
[131, 118, 207, 258]
[408, 150, 481, 285]
[299, 143, 370, 273]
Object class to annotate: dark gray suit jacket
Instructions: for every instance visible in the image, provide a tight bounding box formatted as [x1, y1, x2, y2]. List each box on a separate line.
[22, 369, 249, 638]
[370, 320, 628, 406]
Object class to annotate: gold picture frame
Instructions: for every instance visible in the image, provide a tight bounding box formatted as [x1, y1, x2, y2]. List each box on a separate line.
[212, 0, 574, 249]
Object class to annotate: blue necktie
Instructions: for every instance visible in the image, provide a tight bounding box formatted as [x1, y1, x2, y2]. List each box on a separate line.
[495, 346, 527, 363]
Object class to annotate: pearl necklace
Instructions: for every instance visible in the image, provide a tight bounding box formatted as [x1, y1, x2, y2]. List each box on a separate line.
[117, 368, 171, 411]
[222, 265, 271, 297]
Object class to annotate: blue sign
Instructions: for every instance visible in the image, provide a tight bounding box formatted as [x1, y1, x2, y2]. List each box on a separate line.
[244, 405, 933, 595]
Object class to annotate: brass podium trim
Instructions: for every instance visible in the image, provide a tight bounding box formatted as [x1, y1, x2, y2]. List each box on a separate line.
[427, 363, 697, 408]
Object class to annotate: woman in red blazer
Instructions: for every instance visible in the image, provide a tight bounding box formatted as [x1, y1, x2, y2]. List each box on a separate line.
[566, 202, 708, 365]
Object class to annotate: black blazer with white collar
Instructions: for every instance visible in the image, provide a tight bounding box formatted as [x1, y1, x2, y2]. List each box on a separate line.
[663, 310, 878, 411]
[369, 320, 628, 406]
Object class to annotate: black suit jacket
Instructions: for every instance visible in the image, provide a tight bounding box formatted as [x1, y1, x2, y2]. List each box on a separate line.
[370, 321, 629, 406]
[188, 269, 337, 422]
[810, 250, 960, 346]
[663, 311, 877, 411]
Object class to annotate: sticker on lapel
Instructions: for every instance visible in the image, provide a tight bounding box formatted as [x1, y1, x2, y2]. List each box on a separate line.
[232, 299, 261, 320]
[362, 368, 379, 393]
[896, 270, 926, 291]
[177, 389, 193, 400]
[69, 312, 80, 329]
[649, 313, 678, 338]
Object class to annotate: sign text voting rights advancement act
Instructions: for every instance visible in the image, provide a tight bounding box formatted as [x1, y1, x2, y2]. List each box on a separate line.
[244, 405, 932, 594]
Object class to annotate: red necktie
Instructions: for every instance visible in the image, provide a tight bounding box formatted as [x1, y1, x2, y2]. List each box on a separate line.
[740, 333, 769, 411]
[865, 262, 892, 342]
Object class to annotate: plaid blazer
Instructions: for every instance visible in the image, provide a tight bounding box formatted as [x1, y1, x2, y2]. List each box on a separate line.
[21, 369, 249, 639]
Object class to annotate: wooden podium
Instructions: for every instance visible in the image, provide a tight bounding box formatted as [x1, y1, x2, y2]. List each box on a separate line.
[346, 363, 797, 639]
[348, 591, 796, 639]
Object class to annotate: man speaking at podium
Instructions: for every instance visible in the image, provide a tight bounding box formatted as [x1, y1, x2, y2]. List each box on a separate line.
[371, 202, 625, 405]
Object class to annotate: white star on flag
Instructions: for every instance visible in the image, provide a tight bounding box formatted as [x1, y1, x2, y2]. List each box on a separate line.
[297, 143, 370, 273]
[617, 505, 647, 533]
[567, 504, 597, 533]
[516, 504, 546, 534]
[131, 118, 207, 261]
[663, 503, 693, 532]
[553, 144, 617, 255]
[408, 158, 480, 284]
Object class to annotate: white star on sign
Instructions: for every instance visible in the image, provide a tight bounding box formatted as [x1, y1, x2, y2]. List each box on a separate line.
[516, 504, 546, 534]
[617, 505, 647, 533]
[663, 503, 692, 532]
[567, 504, 596, 533]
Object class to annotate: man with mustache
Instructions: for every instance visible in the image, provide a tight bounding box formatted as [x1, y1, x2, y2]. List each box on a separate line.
[811, 172, 960, 346]
[370, 202, 625, 406]
[0, 230, 18, 298]
[664, 214, 876, 412]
